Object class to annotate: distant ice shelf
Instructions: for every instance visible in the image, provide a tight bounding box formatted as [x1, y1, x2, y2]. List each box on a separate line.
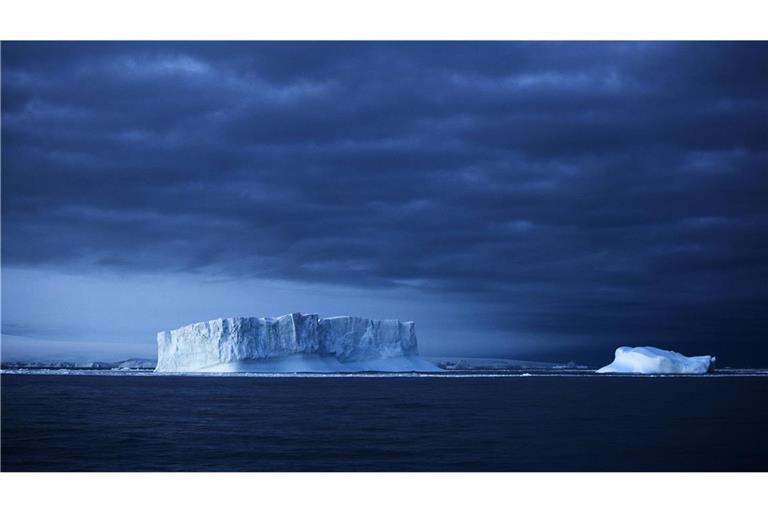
[0, 358, 157, 371]
[426, 356, 574, 371]
[155, 312, 441, 373]
[596, 346, 715, 374]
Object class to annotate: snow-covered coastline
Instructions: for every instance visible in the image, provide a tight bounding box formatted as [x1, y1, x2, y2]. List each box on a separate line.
[2, 340, 727, 377]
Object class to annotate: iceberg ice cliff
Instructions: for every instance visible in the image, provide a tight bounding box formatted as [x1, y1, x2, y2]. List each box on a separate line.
[596, 346, 715, 374]
[155, 312, 439, 372]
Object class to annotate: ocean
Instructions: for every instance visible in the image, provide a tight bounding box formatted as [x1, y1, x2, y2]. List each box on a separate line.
[2, 372, 767, 471]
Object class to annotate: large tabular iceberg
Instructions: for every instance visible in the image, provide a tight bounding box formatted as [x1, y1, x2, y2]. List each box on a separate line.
[596, 346, 715, 374]
[155, 312, 439, 373]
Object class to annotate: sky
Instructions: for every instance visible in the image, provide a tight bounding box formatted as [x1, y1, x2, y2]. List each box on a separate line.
[2, 41, 767, 365]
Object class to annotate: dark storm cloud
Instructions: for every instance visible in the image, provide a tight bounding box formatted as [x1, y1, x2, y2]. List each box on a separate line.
[3, 41, 767, 362]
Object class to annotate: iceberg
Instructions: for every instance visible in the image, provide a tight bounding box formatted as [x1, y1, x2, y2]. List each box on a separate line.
[596, 346, 715, 374]
[155, 312, 439, 373]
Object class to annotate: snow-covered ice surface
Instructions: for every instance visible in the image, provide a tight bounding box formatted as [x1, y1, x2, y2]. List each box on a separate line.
[596, 346, 716, 374]
[155, 312, 438, 373]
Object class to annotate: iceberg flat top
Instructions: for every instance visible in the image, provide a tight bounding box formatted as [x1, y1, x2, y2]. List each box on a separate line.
[156, 312, 438, 373]
[596, 346, 715, 374]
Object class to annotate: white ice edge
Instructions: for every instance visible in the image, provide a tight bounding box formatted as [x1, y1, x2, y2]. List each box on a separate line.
[4, 369, 767, 378]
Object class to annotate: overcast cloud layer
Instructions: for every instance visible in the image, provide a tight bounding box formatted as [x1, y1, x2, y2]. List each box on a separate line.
[2, 42, 767, 364]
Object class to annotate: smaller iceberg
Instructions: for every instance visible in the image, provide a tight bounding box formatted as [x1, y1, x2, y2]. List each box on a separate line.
[596, 346, 715, 374]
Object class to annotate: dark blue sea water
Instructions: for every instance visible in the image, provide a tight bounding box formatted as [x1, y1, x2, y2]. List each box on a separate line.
[2, 373, 768, 471]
